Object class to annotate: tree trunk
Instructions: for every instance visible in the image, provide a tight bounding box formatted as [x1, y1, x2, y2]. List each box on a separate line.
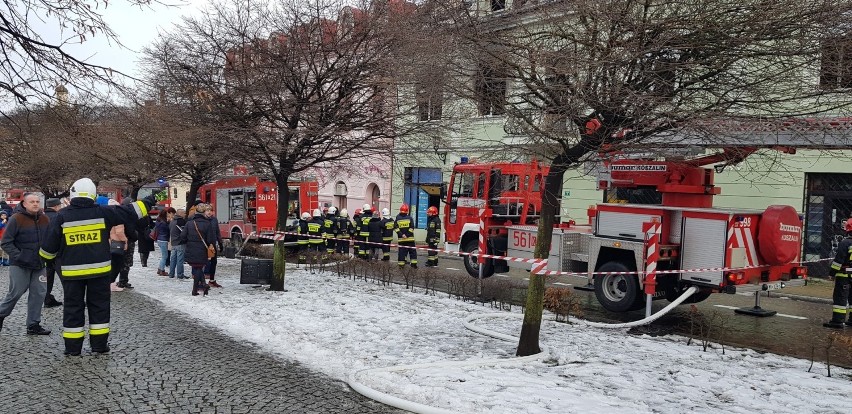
[516, 163, 567, 356]
[187, 178, 203, 206]
[269, 171, 292, 292]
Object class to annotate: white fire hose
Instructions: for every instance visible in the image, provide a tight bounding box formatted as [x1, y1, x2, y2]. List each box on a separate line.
[347, 287, 698, 413]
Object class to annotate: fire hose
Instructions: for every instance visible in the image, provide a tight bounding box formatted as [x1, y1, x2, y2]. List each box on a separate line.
[347, 287, 698, 413]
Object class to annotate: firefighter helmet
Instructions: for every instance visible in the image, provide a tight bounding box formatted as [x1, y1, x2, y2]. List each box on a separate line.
[301, 212, 311, 220]
[399, 204, 409, 214]
[427, 206, 438, 216]
[312, 209, 322, 217]
[354, 209, 362, 216]
[70, 178, 97, 200]
[322, 206, 329, 214]
[339, 208, 348, 217]
[328, 206, 337, 215]
[845, 218, 852, 232]
[381, 208, 390, 216]
[362, 203, 371, 212]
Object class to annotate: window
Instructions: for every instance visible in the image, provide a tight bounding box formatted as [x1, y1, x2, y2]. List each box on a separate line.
[475, 64, 506, 116]
[490, 0, 505, 11]
[416, 83, 443, 121]
[820, 37, 852, 89]
[476, 173, 486, 199]
[452, 172, 474, 198]
[504, 174, 520, 191]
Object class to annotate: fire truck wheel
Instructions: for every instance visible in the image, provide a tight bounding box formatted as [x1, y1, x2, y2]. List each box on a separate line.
[463, 240, 494, 278]
[594, 261, 643, 313]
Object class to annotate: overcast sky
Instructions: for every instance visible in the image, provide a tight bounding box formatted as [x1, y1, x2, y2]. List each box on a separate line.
[42, 0, 208, 84]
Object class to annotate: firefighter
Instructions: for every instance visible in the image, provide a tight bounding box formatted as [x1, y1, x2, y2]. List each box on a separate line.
[356, 204, 376, 260]
[307, 209, 325, 258]
[825, 218, 852, 329]
[379, 208, 394, 261]
[336, 208, 351, 255]
[394, 204, 416, 268]
[39, 178, 156, 356]
[323, 206, 338, 255]
[297, 212, 311, 266]
[425, 206, 441, 268]
[352, 208, 362, 258]
[366, 207, 384, 261]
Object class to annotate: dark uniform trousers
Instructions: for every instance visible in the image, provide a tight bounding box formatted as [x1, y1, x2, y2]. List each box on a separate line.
[398, 241, 417, 267]
[62, 276, 111, 353]
[426, 240, 439, 267]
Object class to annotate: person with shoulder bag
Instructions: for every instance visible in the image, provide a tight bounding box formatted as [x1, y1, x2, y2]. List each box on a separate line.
[178, 204, 217, 296]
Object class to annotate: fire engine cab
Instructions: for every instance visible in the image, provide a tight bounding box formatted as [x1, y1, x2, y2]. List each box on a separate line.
[199, 176, 319, 243]
[444, 150, 808, 314]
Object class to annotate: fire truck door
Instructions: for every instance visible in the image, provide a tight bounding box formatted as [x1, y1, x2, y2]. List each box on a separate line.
[215, 189, 229, 224]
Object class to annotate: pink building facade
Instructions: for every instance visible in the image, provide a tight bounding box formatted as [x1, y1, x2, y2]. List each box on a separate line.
[311, 157, 393, 215]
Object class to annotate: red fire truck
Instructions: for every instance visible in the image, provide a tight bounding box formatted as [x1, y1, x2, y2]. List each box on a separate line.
[444, 150, 807, 313]
[198, 175, 319, 243]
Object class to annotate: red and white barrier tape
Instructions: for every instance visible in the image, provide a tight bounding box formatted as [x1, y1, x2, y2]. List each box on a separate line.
[245, 230, 827, 277]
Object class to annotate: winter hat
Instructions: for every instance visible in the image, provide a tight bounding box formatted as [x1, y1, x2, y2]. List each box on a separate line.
[45, 198, 61, 208]
[96, 195, 110, 206]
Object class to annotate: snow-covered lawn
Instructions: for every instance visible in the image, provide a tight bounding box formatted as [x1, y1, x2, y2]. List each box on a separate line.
[128, 258, 851, 414]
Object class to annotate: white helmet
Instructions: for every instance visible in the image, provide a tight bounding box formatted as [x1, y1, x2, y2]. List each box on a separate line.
[381, 208, 390, 216]
[70, 178, 97, 200]
[312, 208, 322, 217]
[362, 203, 371, 212]
[301, 212, 311, 220]
[339, 208, 348, 217]
[328, 206, 337, 215]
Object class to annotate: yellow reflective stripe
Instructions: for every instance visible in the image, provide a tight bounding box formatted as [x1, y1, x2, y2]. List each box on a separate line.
[61, 218, 106, 228]
[63, 331, 85, 339]
[89, 328, 110, 336]
[39, 248, 57, 260]
[833, 306, 848, 314]
[831, 262, 841, 270]
[134, 201, 148, 218]
[62, 223, 106, 234]
[62, 261, 112, 277]
[837, 273, 849, 278]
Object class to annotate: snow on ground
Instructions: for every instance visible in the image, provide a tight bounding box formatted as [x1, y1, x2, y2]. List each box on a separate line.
[127, 256, 851, 414]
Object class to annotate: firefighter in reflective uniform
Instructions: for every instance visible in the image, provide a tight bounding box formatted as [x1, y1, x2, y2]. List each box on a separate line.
[336, 209, 351, 255]
[425, 206, 441, 267]
[352, 209, 362, 258]
[356, 205, 375, 260]
[307, 209, 325, 261]
[379, 208, 394, 261]
[297, 212, 310, 265]
[39, 178, 155, 356]
[825, 218, 852, 328]
[394, 204, 416, 268]
[323, 207, 338, 255]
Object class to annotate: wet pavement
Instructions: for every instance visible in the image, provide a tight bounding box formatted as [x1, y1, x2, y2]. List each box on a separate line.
[0, 265, 400, 413]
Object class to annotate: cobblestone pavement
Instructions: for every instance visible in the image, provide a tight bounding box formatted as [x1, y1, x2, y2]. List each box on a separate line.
[0, 266, 401, 413]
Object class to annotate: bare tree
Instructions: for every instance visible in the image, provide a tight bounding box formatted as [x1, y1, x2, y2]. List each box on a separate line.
[429, 0, 852, 356]
[146, 0, 437, 291]
[0, 0, 156, 111]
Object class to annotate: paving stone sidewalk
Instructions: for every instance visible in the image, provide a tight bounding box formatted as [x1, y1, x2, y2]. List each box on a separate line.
[0, 267, 400, 413]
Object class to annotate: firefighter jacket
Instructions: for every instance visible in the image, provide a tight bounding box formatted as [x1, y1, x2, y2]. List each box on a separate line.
[426, 216, 442, 244]
[830, 236, 852, 278]
[337, 216, 352, 237]
[39, 197, 151, 280]
[394, 214, 415, 243]
[323, 214, 338, 239]
[356, 212, 374, 238]
[366, 215, 384, 244]
[381, 217, 395, 242]
[297, 219, 309, 246]
[307, 217, 324, 245]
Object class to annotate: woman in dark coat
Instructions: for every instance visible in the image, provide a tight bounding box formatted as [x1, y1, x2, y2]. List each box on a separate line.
[179, 203, 218, 296]
[137, 216, 155, 267]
